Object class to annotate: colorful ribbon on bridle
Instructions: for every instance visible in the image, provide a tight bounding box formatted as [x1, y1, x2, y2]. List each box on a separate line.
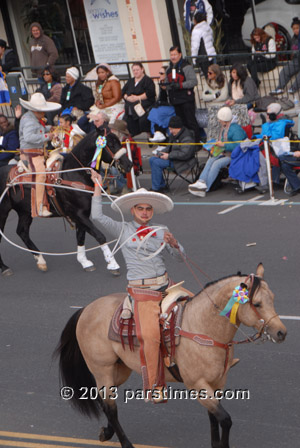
[91, 135, 107, 170]
[219, 285, 249, 325]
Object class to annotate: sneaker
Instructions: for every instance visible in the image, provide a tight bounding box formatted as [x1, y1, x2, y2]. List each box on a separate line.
[149, 131, 166, 143]
[288, 88, 295, 94]
[188, 179, 207, 190]
[270, 88, 283, 95]
[188, 188, 206, 197]
[152, 145, 165, 155]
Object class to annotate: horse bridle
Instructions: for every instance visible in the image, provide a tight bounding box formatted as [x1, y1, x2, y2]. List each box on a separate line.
[244, 273, 279, 339]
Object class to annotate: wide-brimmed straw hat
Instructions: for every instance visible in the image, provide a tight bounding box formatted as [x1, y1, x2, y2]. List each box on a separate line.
[111, 188, 174, 214]
[20, 93, 61, 112]
[109, 120, 130, 136]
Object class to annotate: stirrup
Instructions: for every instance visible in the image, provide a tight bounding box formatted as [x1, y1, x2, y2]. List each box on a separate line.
[120, 309, 132, 320]
[39, 206, 52, 217]
[17, 160, 30, 173]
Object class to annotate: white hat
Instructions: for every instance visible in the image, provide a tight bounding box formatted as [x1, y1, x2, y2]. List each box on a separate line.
[19, 93, 61, 112]
[66, 67, 80, 80]
[111, 188, 174, 214]
[267, 103, 282, 115]
[217, 107, 232, 122]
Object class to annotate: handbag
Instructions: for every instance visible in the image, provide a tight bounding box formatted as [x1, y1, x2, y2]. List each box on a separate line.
[134, 100, 146, 117]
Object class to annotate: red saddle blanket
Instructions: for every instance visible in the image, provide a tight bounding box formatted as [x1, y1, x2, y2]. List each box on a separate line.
[108, 301, 185, 350]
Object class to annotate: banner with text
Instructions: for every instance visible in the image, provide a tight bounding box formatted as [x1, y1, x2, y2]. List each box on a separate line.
[83, 0, 129, 75]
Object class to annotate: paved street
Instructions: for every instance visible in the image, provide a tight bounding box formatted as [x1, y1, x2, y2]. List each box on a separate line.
[1, 187, 300, 448]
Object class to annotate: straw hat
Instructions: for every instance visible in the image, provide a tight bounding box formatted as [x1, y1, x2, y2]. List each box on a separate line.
[109, 120, 130, 136]
[20, 93, 61, 112]
[111, 188, 174, 214]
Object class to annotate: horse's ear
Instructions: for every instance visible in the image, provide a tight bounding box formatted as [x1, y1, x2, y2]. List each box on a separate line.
[256, 263, 264, 278]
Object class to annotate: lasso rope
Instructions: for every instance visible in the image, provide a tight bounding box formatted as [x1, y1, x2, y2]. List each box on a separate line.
[0, 169, 167, 260]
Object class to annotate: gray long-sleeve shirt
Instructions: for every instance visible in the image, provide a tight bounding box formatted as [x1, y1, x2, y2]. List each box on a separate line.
[91, 196, 184, 281]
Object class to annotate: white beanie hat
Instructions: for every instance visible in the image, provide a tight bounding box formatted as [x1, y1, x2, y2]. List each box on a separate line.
[66, 67, 80, 80]
[217, 107, 232, 122]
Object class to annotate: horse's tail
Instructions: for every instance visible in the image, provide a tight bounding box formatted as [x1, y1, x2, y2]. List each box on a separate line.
[53, 309, 102, 419]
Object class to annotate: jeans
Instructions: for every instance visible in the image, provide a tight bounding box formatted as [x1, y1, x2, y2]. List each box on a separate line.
[279, 154, 300, 191]
[199, 155, 231, 191]
[277, 58, 300, 91]
[149, 156, 174, 190]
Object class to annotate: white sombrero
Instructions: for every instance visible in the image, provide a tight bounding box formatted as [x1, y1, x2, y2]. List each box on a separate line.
[20, 93, 61, 112]
[111, 188, 174, 214]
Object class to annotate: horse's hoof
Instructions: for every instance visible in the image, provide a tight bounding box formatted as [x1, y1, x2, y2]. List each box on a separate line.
[84, 265, 96, 272]
[2, 268, 13, 277]
[110, 269, 120, 276]
[37, 263, 48, 272]
[99, 426, 114, 442]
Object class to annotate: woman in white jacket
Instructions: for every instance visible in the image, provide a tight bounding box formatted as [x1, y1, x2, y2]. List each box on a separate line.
[191, 12, 216, 78]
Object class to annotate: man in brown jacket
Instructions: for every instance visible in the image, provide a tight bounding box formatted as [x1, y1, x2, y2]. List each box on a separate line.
[29, 22, 58, 83]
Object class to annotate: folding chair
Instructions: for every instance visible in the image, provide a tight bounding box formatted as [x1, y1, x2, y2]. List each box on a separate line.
[162, 152, 202, 194]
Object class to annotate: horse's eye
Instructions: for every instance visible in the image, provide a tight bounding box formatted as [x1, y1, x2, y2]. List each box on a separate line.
[253, 303, 260, 308]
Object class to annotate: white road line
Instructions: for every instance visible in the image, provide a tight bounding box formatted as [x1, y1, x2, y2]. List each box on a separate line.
[218, 195, 264, 215]
[279, 315, 300, 321]
[259, 199, 288, 206]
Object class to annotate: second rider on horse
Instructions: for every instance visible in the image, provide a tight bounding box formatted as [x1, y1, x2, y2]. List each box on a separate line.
[90, 171, 189, 402]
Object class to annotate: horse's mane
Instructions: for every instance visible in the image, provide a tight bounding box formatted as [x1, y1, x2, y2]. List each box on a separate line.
[203, 272, 247, 290]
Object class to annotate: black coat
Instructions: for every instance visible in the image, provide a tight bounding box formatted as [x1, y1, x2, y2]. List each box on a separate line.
[122, 75, 156, 120]
[61, 80, 94, 112]
[0, 49, 18, 73]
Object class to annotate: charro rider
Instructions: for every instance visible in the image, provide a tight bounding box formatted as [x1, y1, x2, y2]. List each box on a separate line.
[90, 172, 188, 401]
[18, 92, 61, 217]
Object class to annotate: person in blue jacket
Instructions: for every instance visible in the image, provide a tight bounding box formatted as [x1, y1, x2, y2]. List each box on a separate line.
[0, 114, 19, 167]
[188, 107, 247, 196]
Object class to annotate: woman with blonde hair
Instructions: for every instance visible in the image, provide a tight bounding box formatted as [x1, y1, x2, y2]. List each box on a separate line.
[247, 27, 276, 87]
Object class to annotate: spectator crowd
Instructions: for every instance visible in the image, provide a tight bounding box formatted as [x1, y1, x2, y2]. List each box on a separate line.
[1, 5, 300, 198]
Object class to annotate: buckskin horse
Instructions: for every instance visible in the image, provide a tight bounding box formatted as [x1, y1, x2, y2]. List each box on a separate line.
[0, 128, 132, 276]
[55, 264, 286, 448]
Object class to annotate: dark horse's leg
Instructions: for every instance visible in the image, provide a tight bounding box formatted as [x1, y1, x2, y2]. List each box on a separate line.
[99, 399, 134, 448]
[0, 197, 13, 276]
[15, 210, 47, 271]
[73, 212, 120, 275]
[209, 404, 232, 448]
[76, 226, 96, 272]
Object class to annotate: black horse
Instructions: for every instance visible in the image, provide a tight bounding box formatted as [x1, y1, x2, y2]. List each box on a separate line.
[0, 129, 133, 276]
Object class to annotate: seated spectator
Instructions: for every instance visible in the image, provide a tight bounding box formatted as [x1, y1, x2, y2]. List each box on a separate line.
[0, 39, 18, 74]
[270, 17, 300, 95]
[149, 115, 195, 192]
[51, 113, 86, 153]
[226, 63, 260, 108]
[89, 63, 124, 123]
[191, 11, 216, 78]
[202, 64, 228, 104]
[188, 107, 247, 196]
[196, 64, 229, 130]
[147, 65, 175, 149]
[36, 67, 62, 125]
[60, 66, 94, 120]
[279, 151, 300, 196]
[0, 114, 19, 167]
[247, 28, 277, 87]
[122, 62, 156, 137]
